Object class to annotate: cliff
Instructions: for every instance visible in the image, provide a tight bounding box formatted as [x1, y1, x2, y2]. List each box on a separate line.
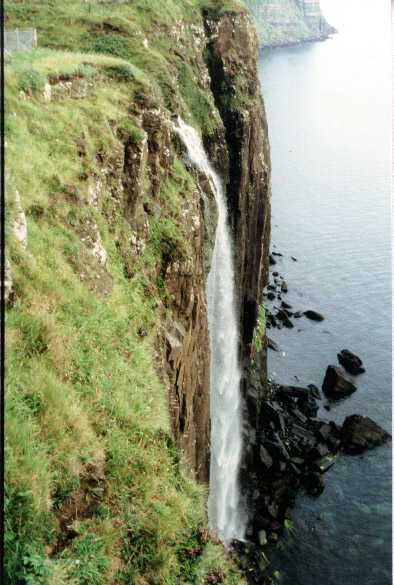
[5, 0, 270, 582]
[244, 0, 335, 47]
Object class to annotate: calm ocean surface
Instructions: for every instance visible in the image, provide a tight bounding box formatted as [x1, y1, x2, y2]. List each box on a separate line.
[258, 0, 392, 583]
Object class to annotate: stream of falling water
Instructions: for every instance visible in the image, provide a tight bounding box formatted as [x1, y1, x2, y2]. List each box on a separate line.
[175, 117, 245, 543]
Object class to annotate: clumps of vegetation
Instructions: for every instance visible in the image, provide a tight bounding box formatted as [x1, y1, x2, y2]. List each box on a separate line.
[178, 62, 221, 136]
[85, 34, 131, 60]
[17, 68, 47, 93]
[6, 48, 149, 93]
[252, 304, 266, 353]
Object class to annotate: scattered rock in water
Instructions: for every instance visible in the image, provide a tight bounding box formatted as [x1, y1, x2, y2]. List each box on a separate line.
[267, 337, 280, 352]
[272, 271, 279, 277]
[291, 256, 297, 261]
[303, 310, 325, 321]
[293, 311, 303, 318]
[341, 415, 391, 454]
[266, 311, 277, 328]
[246, 380, 343, 545]
[281, 280, 288, 293]
[322, 365, 357, 399]
[337, 349, 365, 375]
[281, 301, 292, 309]
[269, 254, 276, 266]
[307, 383, 321, 399]
[272, 251, 283, 257]
[267, 292, 275, 301]
[276, 309, 293, 328]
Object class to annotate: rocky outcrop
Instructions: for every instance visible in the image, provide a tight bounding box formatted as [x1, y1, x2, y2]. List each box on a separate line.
[341, 415, 391, 454]
[337, 349, 365, 375]
[322, 365, 357, 399]
[245, 0, 336, 47]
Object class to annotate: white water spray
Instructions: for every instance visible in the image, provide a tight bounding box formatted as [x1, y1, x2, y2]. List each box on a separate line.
[175, 118, 245, 543]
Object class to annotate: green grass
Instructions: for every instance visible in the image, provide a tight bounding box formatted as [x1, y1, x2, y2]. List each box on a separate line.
[4, 0, 245, 137]
[252, 304, 266, 353]
[5, 1, 247, 582]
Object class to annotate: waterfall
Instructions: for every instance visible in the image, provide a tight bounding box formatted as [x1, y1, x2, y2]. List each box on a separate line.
[175, 118, 245, 543]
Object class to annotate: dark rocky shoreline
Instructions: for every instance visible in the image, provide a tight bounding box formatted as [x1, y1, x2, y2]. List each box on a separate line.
[236, 249, 391, 583]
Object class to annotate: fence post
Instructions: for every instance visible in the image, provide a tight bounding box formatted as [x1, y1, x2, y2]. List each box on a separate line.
[33, 28, 37, 48]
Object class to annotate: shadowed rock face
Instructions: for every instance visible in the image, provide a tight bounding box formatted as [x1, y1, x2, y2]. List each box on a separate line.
[203, 9, 271, 371]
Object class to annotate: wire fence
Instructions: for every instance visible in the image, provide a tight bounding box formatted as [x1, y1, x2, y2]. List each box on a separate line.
[4, 28, 37, 53]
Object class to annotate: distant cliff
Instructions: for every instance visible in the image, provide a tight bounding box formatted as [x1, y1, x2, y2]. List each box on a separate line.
[244, 0, 336, 47]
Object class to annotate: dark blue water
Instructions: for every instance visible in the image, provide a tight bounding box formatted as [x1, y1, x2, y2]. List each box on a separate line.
[258, 1, 392, 583]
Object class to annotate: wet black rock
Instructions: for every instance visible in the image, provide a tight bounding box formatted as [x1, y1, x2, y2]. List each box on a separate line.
[303, 310, 325, 321]
[293, 311, 303, 318]
[341, 415, 391, 454]
[302, 472, 324, 496]
[269, 254, 276, 265]
[337, 349, 365, 375]
[272, 271, 279, 277]
[260, 445, 274, 468]
[267, 337, 280, 352]
[276, 309, 293, 328]
[307, 384, 321, 399]
[243, 381, 343, 548]
[267, 292, 275, 301]
[281, 280, 288, 293]
[272, 251, 283, 257]
[322, 365, 357, 399]
[291, 256, 297, 261]
[281, 301, 292, 309]
[317, 423, 332, 441]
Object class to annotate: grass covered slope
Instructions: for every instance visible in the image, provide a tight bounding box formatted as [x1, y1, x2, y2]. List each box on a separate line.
[5, 2, 247, 583]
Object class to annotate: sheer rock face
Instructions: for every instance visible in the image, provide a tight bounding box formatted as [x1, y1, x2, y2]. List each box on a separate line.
[203, 9, 271, 376]
[159, 10, 271, 482]
[161, 188, 213, 482]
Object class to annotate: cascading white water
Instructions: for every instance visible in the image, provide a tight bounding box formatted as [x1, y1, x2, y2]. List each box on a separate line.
[175, 118, 245, 543]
